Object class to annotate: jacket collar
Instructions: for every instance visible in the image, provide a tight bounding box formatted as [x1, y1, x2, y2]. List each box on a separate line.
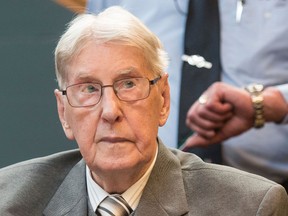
[134, 140, 189, 216]
[43, 159, 95, 216]
[43, 140, 188, 216]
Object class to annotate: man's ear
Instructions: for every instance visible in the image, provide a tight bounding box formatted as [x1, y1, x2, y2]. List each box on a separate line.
[54, 89, 75, 140]
[159, 73, 170, 127]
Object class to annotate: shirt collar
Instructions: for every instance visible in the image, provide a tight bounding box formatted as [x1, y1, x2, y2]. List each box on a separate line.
[86, 145, 158, 211]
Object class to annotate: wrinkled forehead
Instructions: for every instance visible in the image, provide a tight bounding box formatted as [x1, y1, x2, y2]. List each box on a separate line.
[56, 30, 161, 89]
[62, 42, 153, 86]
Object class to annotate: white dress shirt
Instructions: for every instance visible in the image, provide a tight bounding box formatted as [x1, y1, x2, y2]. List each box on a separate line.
[86, 147, 158, 211]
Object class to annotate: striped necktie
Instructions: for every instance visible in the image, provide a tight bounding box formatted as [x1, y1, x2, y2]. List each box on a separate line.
[96, 195, 133, 216]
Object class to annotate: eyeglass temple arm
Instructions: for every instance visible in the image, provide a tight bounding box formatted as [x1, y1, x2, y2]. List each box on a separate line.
[59, 90, 67, 95]
[149, 76, 161, 85]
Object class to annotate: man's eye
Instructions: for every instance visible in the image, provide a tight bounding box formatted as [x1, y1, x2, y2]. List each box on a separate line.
[123, 80, 136, 89]
[84, 85, 99, 93]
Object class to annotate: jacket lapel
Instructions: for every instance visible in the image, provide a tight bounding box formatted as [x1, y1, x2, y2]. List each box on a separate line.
[43, 159, 91, 216]
[43, 141, 188, 216]
[135, 140, 189, 216]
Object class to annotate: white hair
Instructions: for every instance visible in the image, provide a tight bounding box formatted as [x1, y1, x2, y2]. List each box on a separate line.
[55, 6, 169, 88]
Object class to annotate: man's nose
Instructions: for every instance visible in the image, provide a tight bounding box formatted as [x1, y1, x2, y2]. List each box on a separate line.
[99, 87, 122, 123]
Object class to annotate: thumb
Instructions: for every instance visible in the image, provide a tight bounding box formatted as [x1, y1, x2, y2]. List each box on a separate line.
[181, 134, 211, 151]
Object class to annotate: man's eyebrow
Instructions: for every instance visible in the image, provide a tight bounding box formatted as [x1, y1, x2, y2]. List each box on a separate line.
[117, 67, 140, 75]
[74, 73, 96, 83]
[114, 67, 145, 79]
[72, 67, 142, 83]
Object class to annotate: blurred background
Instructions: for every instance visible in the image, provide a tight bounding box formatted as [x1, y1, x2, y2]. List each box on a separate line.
[0, 0, 86, 167]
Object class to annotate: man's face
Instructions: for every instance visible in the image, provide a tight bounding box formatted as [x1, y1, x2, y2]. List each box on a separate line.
[55, 42, 170, 180]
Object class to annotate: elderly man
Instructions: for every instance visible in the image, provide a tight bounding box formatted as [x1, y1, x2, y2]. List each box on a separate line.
[0, 7, 287, 216]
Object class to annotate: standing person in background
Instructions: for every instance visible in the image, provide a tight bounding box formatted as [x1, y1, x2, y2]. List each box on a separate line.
[183, 0, 288, 191]
[87, 0, 288, 191]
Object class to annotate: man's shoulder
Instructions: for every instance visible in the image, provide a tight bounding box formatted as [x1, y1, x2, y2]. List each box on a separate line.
[0, 149, 82, 175]
[0, 149, 83, 215]
[171, 148, 288, 214]
[173, 148, 277, 187]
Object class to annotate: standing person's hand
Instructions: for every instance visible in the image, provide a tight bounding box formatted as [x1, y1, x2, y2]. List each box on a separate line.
[183, 82, 288, 149]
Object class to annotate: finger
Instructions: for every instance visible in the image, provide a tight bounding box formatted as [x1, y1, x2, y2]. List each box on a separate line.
[198, 91, 234, 114]
[206, 101, 233, 115]
[188, 103, 233, 123]
[187, 122, 216, 138]
[193, 109, 233, 125]
[183, 134, 213, 149]
[186, 108, 231, 132]
[183, 133, 223, 149]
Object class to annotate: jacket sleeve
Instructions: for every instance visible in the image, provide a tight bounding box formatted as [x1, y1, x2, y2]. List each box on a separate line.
[256, 184, 288, 216]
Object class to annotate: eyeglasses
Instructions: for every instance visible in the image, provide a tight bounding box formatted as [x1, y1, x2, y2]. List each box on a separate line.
[60, 76, 161, 107]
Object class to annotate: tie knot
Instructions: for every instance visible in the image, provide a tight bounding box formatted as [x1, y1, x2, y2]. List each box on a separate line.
[96, 195, 133, 216]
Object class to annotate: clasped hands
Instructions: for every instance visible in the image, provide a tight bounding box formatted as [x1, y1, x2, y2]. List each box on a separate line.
[182, 82, 288, 149]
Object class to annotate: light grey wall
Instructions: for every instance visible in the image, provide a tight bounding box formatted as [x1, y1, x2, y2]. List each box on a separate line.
[0, 0, 78, 167]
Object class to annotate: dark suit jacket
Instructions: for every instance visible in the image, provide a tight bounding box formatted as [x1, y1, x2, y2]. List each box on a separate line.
[0, 141, 287, 215]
